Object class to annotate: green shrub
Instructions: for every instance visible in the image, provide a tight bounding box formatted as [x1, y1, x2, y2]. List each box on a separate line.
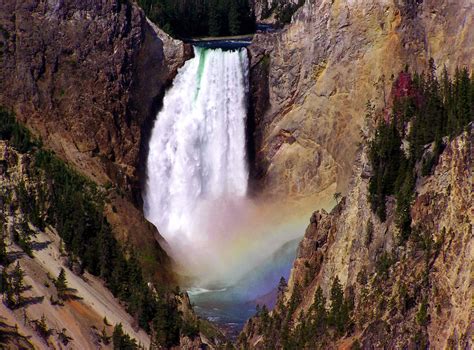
[416, 298, 429, 326]
[376, 252, 394, 279]
[0, 108, 36, 152]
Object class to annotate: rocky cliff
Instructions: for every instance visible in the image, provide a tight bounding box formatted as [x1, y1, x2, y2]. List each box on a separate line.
[0, 139, 225, 349]
[0, 0, 194, 289]
[0, 140, 152, 348]
[248, 0, 473, 198]
[0, 2, 225, 347]
[0, 0, 190, 201]
[239, 126, 472, 349]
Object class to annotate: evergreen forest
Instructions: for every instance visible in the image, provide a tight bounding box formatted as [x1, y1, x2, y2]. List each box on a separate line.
[138, 0, 255, 37]
[368, 63, 473, 241]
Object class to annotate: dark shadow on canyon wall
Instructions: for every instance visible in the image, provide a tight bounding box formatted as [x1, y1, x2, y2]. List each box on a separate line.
[246, 52, 270, 196]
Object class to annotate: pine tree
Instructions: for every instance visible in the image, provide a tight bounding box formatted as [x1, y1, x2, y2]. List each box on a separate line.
[228, 0, 241, 35]
[280, 318, 291, 349]
[425, 59, 444, 142]
[457, 67, 472, 128]
[98, 221, 114, 280]
[441, 66, 455, 135]
[11, 261, 25, 306]
[416, 298, 429, 326]
[0, 221, 8, 265]
[112, 323, 137, 349]
[260, 304, 270, 331]
[152, 297, 181, 348]
[55, 267, 68, 300]
[368, 120, 403, 221]
[311, 286, 327, 334]
[294, 310, 310, 348]
[278, 276, 287, 294]
[1, 268, 10, 294]
[286, 282, 302, 323]
[36, 314, 51, 339]
[14, 217, 32, 257]
[309, 286, 328, 335]
[329, 276, 349, 335]
[395, 169, 415, 243]
[5, 277, 15, 307]
[208, 0, 221, 36]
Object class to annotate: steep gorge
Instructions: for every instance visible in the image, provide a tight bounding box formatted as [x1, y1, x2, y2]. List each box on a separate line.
[0, 0, 472, 348]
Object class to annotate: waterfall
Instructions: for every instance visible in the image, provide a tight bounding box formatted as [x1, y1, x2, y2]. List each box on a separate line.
[143, 45, 329, 327]
[144, 47, 249, 246]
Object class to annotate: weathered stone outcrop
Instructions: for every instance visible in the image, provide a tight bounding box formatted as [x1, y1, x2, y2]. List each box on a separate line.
[252, 0, 299, 23]
[0, 0, 190, 201]
[240, 127, 472, 349]
[248, 0, 474, 198]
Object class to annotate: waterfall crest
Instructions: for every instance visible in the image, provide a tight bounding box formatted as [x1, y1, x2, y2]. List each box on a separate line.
[144, 47, 249, 245]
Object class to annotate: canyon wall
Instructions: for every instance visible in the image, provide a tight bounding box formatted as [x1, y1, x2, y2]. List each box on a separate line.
[0, 0, 190, 200]
[244, 2, 473, 347]
[240, 126, 473, 349]
[0, 0, 194, 286]
[248, 0, 473, 198]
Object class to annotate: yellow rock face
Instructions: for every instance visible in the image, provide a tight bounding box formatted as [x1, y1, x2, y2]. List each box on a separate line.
[249, 0, 474, 199]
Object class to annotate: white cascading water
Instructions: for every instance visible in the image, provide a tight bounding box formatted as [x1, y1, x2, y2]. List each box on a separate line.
[144, 47, 250, 277]
[144, 46, 333, 326]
